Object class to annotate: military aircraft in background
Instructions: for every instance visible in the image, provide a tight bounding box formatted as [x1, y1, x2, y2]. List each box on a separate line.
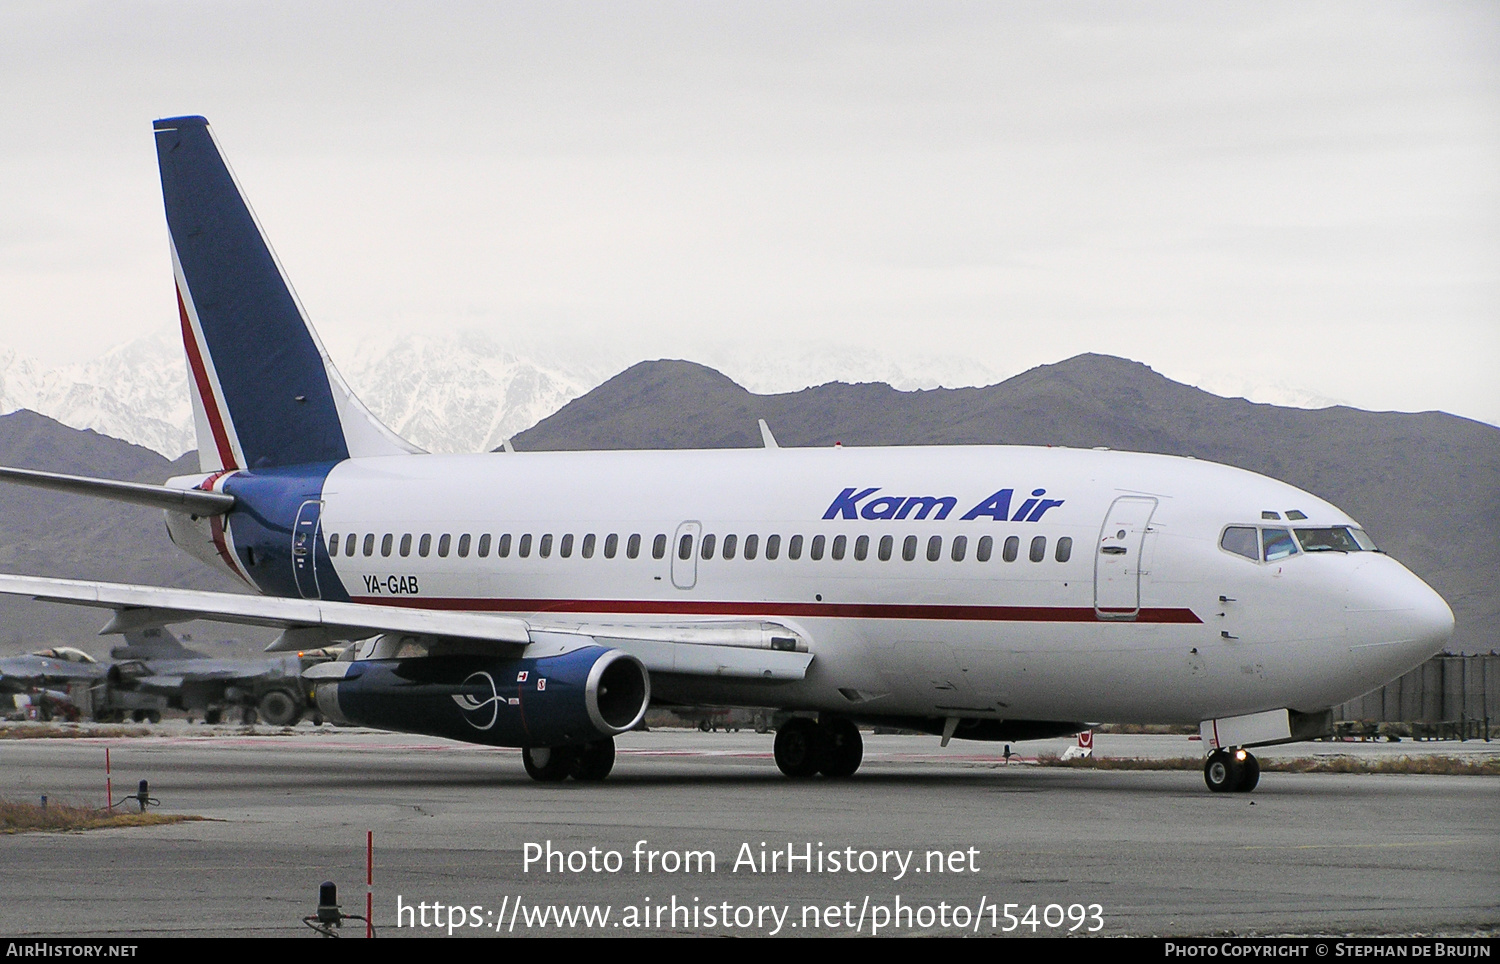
[104, 627, 314, 725]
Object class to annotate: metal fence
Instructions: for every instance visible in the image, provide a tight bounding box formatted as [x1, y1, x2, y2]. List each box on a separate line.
[1334, 654, 1496, 739]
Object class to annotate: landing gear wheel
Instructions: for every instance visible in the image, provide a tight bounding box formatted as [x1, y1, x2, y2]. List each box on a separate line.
[1204, 749, 1242, 793]
[257, 689, 302, 727]
[204, 708, 222, 725]
[571, 738, 616, 781]
[774, 717, 825, 778]
[1237, 752, 1260, 792]
[818, 718, 863, 778]
[523, 745, 578, 782]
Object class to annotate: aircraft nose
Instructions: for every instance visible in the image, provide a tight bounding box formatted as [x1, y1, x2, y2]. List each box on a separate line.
[1346, 555, 1454, 669]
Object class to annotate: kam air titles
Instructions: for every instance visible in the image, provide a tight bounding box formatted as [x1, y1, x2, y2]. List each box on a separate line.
[822, 487, 1065, 523]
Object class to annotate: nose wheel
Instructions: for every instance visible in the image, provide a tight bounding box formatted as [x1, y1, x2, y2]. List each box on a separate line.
[1204, 748, 1260, 793]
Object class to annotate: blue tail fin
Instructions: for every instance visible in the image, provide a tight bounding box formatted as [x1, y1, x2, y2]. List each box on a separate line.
[153, 115, 419, 471]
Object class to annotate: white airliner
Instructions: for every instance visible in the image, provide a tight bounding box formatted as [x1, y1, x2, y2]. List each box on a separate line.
[0, 116, 1454, 790]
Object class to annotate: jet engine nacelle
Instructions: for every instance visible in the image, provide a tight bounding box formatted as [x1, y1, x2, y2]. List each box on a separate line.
[315, 645, 650, 748]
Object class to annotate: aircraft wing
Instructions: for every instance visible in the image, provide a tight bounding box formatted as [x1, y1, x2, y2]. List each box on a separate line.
[0, 574, 814, 681]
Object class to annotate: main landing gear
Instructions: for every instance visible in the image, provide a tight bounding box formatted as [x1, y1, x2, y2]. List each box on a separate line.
[1203, 747, 1260, 793]
[774, 717, 863, 778]
[522, 738, 616, 782]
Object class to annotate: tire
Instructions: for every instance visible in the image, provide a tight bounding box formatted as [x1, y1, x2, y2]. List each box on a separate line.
[145, 710, 162, 724]
[1203, 749, 1241, 793]
[257, 689, 302, 727]
[204, 708, 222, 725]
[523, 746, 578, 782]
[1236, 753, 1260, 792]
[572, 739, 616, 781]
[774, 718, 824, 778]
[818, 718, 863, 778]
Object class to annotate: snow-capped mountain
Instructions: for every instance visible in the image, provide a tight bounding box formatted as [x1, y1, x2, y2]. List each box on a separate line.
[0, 329, 1352, 458]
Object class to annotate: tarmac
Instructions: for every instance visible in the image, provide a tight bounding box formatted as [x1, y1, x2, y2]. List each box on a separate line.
[0, 726, 1495, 937]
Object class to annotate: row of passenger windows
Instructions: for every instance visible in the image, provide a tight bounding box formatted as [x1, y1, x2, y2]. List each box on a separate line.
[325, 530, 1075, 564]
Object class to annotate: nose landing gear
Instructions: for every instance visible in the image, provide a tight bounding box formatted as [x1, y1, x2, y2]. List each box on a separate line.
[1204, 747, 1260, 793]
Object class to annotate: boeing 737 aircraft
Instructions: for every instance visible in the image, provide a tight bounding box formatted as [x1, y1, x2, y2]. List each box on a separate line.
[0, 116, 1455, 790]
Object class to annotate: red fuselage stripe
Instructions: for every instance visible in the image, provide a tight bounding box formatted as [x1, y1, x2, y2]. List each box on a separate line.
[351, 596, 1202, 624]
[177, 286, 238, 470]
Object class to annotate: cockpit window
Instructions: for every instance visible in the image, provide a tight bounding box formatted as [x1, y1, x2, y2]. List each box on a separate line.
[1220, 527, 1259, 560]
[1295, 527, 1377, 553]
[1262, 528, 1298, 561]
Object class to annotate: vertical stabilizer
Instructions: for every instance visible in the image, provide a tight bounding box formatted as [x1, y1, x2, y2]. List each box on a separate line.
[153, 115, 421, 470]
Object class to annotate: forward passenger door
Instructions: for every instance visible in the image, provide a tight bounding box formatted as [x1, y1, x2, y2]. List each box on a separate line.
[1094, 496, 1157, 619]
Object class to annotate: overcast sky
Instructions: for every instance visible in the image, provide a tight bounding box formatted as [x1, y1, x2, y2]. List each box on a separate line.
[2, 2, 1496, 425]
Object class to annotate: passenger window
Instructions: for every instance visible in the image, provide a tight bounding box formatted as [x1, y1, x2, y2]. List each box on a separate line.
[457, 534, 471, 558]
[418, 534, 431, 557]
[363, 534, 375, 557]
[582, 534, 595, 559]
[477, 534, 491, 558]
[399, 533, 412, 557]
[927, 535, 942, 562]
[723, 534, 737, 559]
[1029, 536, 1046, 562]
[651, 534, 666, 559]
[1220, 527, 1258, 561]
[951, 535, 967, 562]
[540, 534, 553, 558]
[788, 535, 804, 560]
[766, 535, 781, 560]
[381, 534, 393, 557]
[1055, 536, 1072, 563]
[902, 535, 917, 562]
[810, 535, 825, 561]
[438, 534, 451, 557]
[327, 533, 339, 557]
[560, 534, 573, 558]
[519, 534, 532, 558]
[679, 534, 694, 560]
[976, 535, 992, 562]
[831, 535, 846, 560]
[498, 534, 512, 558]
[603, 534, 618, 559]
[878, 535, 893, 561]
[699, 534, 715, 559]
[346, 534, 357, 557]
[744, 534, 759, 560]
[854, 535, 869, 561]
[1003, 535, 1019, 562]
[1262, 528, 1298, 562]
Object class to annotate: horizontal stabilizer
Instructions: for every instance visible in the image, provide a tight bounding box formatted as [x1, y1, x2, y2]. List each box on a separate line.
[0, 465, 234, 515]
